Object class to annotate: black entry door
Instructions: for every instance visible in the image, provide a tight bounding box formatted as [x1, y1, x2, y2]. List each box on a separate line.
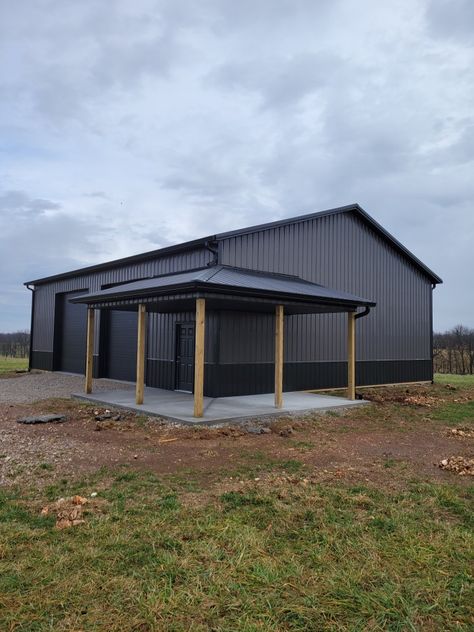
[175, 323, 194, 392]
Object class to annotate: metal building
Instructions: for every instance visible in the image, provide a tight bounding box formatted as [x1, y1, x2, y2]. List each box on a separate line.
[25, 204, 442, 412]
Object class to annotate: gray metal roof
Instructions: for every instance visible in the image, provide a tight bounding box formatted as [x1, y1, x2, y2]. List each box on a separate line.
[71, 264, 376, 310]
[24, 204, 442, 286]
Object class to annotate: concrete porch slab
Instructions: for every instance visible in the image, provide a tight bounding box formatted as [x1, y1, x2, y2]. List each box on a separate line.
[73, 386, 368, 425]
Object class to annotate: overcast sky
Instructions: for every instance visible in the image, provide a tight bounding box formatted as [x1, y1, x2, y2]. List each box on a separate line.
[1, 0, 473, 332]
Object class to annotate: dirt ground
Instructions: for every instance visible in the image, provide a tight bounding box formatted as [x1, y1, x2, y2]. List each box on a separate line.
[1, 374, 472, 489]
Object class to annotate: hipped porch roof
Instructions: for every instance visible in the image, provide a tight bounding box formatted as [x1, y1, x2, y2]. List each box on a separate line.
[71, 264, 376, 315]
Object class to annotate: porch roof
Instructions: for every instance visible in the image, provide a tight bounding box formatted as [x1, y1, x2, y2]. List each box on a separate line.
[71, 264, 376, 315]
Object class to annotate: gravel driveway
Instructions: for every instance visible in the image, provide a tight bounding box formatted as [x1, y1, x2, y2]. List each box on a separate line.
[0, 372, 133, 404]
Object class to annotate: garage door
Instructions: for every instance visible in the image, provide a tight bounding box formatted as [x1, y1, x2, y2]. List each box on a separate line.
[57, 291, 88, 374]
[104, 310, 138, 382]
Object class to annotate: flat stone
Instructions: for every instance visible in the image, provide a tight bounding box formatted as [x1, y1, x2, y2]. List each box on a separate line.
[95, 413, 112, 421]
[17, 414, 67, 425]
[245, 425, 265, 434]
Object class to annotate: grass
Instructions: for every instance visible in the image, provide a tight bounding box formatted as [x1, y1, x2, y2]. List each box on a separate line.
[435, 373, 474, 387]
[0, 470, 472, 630]
[0, 373, 473, 629]
[0, 355, 28, 374]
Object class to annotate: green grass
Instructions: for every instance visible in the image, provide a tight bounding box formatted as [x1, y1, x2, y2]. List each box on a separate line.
[0, 470, 472, 631]
[38, 462, 54, 472]
[0, 374, 473, 629]
[0, 355, 28, 374]
[432, 400, 474, 426]
[435, 373, 474, 387]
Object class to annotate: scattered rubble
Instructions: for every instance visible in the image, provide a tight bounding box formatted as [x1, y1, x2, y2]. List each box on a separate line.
[17, 414, 66, 425]
[364, 391, 440, 406]
[362, 385, 472, 407]
[438, 456, 474, 476]
[244, 424, 272, 435]
[41, 495, 89, 529]
[94, 409, 122, 422]
[447, 427, 474, 438]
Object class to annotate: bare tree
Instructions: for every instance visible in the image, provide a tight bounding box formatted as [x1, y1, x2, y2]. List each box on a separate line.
[0, 331, 30, 358]
[434, 325, 474, 375]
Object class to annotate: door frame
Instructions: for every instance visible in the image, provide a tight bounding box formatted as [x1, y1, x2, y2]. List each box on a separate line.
[174, 321, 195, 392]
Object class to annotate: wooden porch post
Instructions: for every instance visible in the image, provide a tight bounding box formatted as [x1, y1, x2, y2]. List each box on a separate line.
[193, 298, 206, 418]
[274, 304, 284, 408]
[85, 307, 95, 394]
[136, 304, 146, 405]
[347, 311, 356, 400]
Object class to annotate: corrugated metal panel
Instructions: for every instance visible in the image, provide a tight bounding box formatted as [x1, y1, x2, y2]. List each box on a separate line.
[30, 210, 433, 394]
[218, 210, 432, 367]
[31, 247, 212, 358]
[72, 264, 375, 307]
[104, 310, 138, 382]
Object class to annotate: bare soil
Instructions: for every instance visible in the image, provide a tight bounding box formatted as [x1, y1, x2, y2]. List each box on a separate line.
[1, 383, 472, 489]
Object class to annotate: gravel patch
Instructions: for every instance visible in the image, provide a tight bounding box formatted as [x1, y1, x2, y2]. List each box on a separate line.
[0, 372, 133, 404]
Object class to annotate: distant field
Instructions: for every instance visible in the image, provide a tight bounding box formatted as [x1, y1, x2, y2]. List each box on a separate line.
[435, 373, 474, 386]
[0, 356, 28, 374]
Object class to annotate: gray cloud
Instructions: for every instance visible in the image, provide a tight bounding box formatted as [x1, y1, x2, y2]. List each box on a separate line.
[0, 191, 61, 217]
[426, 0, 474, 41]
[209, 52, 343, 110]
[0, 0, 473, 332]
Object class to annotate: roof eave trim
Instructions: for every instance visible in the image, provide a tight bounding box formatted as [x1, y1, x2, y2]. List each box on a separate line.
[23, 235, 216, 286]
[71, 280, 376, 309]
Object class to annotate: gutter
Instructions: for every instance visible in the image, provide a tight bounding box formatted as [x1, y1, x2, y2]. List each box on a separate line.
[354, 306, 371, 320]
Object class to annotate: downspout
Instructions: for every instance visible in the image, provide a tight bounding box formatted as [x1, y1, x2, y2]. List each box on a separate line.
[352, 306, 371, 398]
[430, 283, 436, 383]
[26, 284, 35, 371]
[205, 240, 219, 266]
[205, 239, 220, 396]
[354, 306, 371, 320]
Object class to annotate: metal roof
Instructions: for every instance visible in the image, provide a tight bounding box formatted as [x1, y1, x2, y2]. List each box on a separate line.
[71, 264, 376, 311]
[215, 204, 442, 284]
[25, 203, 442, 286]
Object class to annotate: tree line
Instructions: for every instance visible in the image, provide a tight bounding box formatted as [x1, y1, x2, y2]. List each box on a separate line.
[1, 326, 473, 373]
[0, 331, 30, 358]
[433, 325, 474, 375]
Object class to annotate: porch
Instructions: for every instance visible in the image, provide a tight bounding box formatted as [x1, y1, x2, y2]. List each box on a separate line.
[71, 264, 376, 419]
[74, 386, 366, 425]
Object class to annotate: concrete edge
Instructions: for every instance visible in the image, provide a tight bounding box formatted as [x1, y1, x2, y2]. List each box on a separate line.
[72, 393, 370, 427]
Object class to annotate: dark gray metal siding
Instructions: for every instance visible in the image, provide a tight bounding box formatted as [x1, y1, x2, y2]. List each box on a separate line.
[30, 248, 213, 382]
[146, 310, 218, 390]
[217, 210, 433, 389]
[29, 210, 434, 394]
[56, 291, 88, 374]
[103, 310, 138, 382]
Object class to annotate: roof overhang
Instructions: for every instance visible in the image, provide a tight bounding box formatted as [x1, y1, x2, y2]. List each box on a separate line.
[71, 265, 376, 315]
